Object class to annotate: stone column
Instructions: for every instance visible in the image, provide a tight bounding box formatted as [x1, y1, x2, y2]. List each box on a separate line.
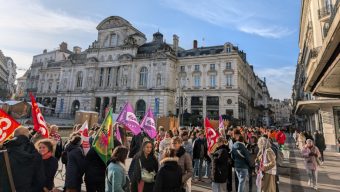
[203, 95, 207, 118]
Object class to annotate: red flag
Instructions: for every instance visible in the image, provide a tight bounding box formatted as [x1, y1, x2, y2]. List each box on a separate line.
[0, 109, 21, 143]
[204, 117, 219, 153]
[29, 93, 49, 138]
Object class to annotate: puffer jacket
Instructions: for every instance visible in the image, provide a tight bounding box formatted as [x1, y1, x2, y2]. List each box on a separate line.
[176, 146, 193, 183]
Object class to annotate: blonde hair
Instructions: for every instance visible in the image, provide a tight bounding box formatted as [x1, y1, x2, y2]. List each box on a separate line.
[258, 137, 271, 149]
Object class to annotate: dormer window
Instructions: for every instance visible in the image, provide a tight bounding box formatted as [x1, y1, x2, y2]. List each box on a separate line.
[226, 62, 232, 69]
[110, 33, 118, 47]
[226, 46, 231, 53]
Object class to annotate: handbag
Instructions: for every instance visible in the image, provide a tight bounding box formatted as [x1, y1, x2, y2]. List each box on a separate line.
[139, 159, 156, 183]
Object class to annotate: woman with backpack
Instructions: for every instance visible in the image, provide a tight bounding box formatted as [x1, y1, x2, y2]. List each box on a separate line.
[105, 146, 129, 192]
[153, 148, 183, 192]
[128, 141, 159, 192]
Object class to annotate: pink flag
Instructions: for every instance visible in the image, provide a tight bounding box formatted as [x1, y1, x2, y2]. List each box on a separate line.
[115, 123, 122, 144]
[78, 120, 90, 155]
[140, 108, 157, 139]
[218, 115, 224, 129]
[117, 102, 141, 135]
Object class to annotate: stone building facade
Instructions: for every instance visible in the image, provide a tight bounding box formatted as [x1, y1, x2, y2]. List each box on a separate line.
[0, 50, 17, 99]
[20, 16, 272, 126]
[292, 0, 340, 151]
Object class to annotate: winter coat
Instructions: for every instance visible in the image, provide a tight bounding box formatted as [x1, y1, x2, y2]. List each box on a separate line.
[314, 133, 326, 151]
[105, 162, 126, 192]
[231, 141, 251, 169]
[176, 146, 193, 183]
[153, 157, 183, 192]
[128, 152, 159, 192]
[42, 156, 58, 190]
[247, 143, 259, 168]
[275, 131, 286, 145]
[3, 135, 44, 192]
[192, 138, 207, 160]
[84, 147, 106, 187]
[256, 148, 277, 175]
[212, 145, 229, 183]
[301, 146, 320, 170]
[64, 143, 86, 190]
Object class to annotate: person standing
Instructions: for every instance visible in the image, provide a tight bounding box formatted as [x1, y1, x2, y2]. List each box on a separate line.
[275, 129, 286, 150]
[211, 137, 229, 192]
[301, 139, 321, 190]
[85, 147, 107, 192]
[129, 141, 159, 192]
[35, 139, 58, 192]
[158, 130, 173, 160]
[153, 148, 183, 192]
[3, 127, 45, 192]
[129, 132, 150, 158]
[298, 132, 306, 150]
[105, 146, 129, 192]
[231, 135, 251, 192]
[192, 131, 207, 181]
[257, 137, 277, 192]
[314, 131, 326, 162]
[171, 136, 193, 192]
[64, 134, 87, 192]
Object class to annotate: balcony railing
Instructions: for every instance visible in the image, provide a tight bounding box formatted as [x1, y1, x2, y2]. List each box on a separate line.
[318, 6, 332, 19]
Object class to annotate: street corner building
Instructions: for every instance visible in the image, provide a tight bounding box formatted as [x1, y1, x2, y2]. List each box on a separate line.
[292, 0, 340, 151]
[18, 16, 275, 126]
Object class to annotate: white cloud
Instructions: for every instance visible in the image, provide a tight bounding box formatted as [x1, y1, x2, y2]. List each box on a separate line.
[255, 66, 295, 99]
[160, 0, 293, 38]
[0, 0, 98, 78]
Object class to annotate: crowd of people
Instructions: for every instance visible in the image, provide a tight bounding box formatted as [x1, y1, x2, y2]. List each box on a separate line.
[0, 123, 286, 192]
[1, 122, 330, 192]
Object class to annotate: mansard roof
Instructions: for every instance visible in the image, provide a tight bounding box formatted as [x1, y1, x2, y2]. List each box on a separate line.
[137, 41, 174, 55]
[178, 45, 224, 57]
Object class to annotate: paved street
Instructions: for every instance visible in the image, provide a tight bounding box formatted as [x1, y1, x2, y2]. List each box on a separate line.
[53, 138, 340, 192]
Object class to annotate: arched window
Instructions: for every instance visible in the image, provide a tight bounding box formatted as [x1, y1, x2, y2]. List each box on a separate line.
[156, 74, 162, 86]
[76, 71, 83, 88]
[139, 67, 148, 87]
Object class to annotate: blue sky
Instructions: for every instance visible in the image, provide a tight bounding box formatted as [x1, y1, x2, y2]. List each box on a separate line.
[0, 0, 300, 99]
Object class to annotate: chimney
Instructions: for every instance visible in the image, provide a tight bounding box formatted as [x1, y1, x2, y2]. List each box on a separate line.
[193, 40, 198, 49]
[59, 42, 68, 52]
[173, 34, 179, 54]
[73, 46, 82, 54]
[43, 49, 47, 54]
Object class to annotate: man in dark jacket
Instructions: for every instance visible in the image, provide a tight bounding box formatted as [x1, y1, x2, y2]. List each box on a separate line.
[314, 130, 326, 162]
[231, 135, 251, 192]
[212, 137, 229, 192]
[3, 127, 44, 192]
[192, 132, 207, 181]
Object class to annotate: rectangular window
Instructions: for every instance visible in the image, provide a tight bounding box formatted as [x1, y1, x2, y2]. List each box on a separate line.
[107, 68, 111, 87]
[194, 65, 200, 71]
[180, 66, 185, 72]
[56, 82, 59, 91]
[226, 46, 231, 53]
[40, 83, 44, 93]
[226, 74, 233, 86]
[226, 62, 232, 69]
[99, 68, 104, 87]
[194, 75, 200, 87]
[210, 64, 215, 70]
[48, 82, 52, 92]
[210, 75, 216, 87]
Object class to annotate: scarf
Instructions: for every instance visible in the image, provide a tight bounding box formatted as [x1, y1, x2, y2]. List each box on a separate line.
[42, 151, 53, 160]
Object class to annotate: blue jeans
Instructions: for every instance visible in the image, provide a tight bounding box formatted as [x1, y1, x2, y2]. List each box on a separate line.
[194, 158, 204, 179]
[235, 168, 248, 192]
[212, 182, 227, 192]
[205, 160, 211, 177]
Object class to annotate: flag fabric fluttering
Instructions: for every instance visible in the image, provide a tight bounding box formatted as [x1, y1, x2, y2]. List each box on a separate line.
[78, 120, 90, 155]
[116, 102, 141, 135]
[140, 107, 157, 139]
[0, 109, 21, 143]
[92, 108, 114, 164]
[218, 115, 224, 130]
[204, 117, 219, 153]
[29, 92, 49, 138]
[115, 123, 122, 144]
